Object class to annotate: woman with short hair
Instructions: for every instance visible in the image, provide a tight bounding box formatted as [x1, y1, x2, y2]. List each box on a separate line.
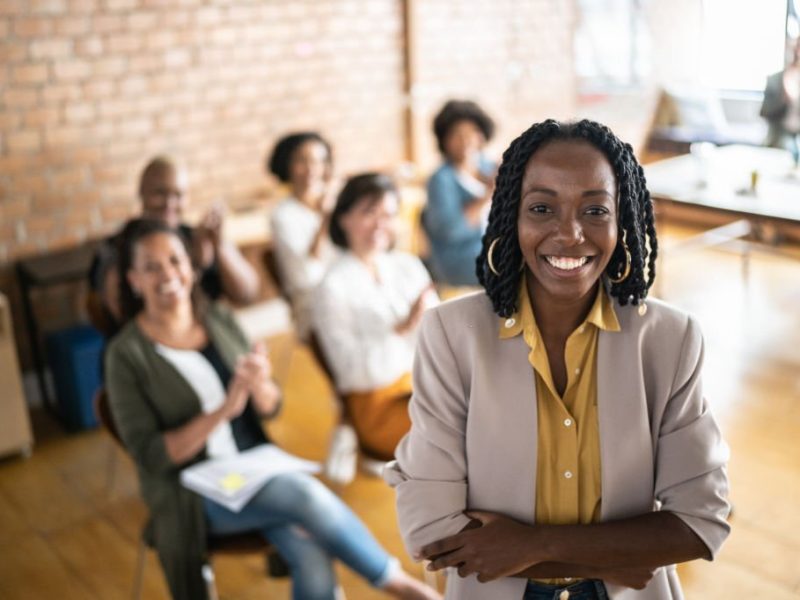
[422, 100, 497, 285]
[313, 173, 438, 461]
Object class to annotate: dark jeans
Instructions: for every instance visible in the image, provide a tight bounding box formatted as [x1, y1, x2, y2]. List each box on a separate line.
[523, 579, 609, 600]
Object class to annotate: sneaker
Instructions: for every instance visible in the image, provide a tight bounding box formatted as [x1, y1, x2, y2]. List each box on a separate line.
[324, 423, 357, 486]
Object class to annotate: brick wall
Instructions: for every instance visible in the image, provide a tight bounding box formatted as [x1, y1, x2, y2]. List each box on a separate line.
[409, 0, 578, 170]
[0, 0, 407, 265]
[0, 0, 578, 372]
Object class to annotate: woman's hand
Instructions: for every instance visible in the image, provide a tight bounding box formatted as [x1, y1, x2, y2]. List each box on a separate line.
[219, 371, 249, 420]
[233, 342, 281, 416]
[421, 510, 543, 583]
[395, 284, 436, 336]
[193, 202, 226, 268]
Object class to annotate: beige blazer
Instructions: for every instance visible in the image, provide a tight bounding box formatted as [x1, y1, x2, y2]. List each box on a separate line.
[385, 292, 730, 600]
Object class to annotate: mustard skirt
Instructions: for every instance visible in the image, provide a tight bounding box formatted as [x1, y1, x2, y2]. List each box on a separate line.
[344, 373, 413, 461]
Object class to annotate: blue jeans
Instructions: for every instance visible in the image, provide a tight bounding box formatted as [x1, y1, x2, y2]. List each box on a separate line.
[523, 579, 609, 600]
[204, 472, 394, 600]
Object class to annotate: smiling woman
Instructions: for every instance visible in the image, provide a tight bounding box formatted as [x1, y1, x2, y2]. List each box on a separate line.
[385, 119, 731, 600]
[106, 219, 442, 600]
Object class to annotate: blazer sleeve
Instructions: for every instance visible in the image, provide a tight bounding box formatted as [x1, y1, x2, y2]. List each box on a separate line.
[654, 316, 731, 559]
[105, 342, 175, 476]
[383, 308, 472, 558]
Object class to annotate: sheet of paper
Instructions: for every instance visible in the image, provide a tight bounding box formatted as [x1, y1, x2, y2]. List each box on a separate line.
[180, 444, 321, 512]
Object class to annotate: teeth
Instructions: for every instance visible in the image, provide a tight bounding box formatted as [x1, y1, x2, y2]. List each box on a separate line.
[158, 281, 180, 294]
[545, 256, 588, 270]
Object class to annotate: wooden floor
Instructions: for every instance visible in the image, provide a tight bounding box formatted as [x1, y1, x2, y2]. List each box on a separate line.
[0, 223, 799, 599]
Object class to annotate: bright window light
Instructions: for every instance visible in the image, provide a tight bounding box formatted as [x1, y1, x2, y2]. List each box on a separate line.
[702, 0, 786, 91]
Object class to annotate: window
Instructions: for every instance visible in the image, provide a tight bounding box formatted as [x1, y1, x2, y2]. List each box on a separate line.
[701, 0, 786, 92]
[574, 0, 651, 91]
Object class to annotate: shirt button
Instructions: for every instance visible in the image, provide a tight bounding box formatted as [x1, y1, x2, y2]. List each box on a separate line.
[504, 317, 516, 328]
[564, 470, 573, 479]
[564, 418, 572, 427]
[574, 367, 581, 375]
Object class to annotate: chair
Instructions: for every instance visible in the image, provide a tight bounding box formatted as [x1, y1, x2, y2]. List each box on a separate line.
[93, 389, 287, 600]
[85, 289, 118, 338]
[307, 331, 361, 486]
[308, 330, 393, 483]
[262, 246, 288, 302]
[262, 248, 364, 485]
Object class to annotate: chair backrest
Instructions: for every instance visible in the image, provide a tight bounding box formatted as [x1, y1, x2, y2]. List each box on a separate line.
[86, 290, 119, 338]
[262, 247, 288, 300]
[94, 387, 125, 447]
[307, 330, 338, 391]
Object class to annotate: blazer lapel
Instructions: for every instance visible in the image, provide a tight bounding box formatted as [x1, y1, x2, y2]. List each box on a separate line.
[597, 321, 655, 520]
[468, 333, 539, 523]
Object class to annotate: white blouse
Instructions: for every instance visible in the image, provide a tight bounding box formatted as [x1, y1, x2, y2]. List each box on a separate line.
[270, 197, 339, 338]
[313, 251, 438, 394]
[154, 344, 238, 459]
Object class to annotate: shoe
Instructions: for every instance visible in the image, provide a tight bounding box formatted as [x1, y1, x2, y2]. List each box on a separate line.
[324, 423, 357, 486]
[359, 455, 388, 478]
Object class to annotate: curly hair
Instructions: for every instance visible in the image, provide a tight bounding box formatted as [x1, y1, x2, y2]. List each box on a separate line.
[433, 100, 496, 156]
[476, 118, 658, 317]
[329, 172, 398, 249]
[266, 132, 333, 183]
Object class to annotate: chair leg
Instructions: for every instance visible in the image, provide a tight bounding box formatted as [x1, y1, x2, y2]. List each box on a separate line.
[105, 439, 118, 496]
[202, 563, 220, 600]
[131, 537, 146, 600]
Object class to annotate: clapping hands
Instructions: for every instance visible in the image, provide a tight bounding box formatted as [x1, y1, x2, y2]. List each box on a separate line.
[221, 342, 281, 419]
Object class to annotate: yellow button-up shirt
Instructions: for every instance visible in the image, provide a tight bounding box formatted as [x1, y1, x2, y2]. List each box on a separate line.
[500, 282, 620, 581]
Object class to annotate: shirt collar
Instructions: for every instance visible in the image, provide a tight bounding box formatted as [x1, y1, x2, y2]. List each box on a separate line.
[498, 279, 620, 340]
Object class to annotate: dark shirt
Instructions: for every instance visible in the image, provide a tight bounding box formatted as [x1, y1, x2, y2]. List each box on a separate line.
[199, 341, 270, 450]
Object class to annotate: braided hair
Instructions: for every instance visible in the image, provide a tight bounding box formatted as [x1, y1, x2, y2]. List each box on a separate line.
[476, 119, 657, 317]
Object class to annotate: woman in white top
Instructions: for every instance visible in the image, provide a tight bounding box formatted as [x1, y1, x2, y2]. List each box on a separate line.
[313, 173, 438, 460]
[268, 132, 339, 338]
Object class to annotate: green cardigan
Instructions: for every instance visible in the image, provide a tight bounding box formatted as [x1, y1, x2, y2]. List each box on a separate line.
[105, 303, 258, 600]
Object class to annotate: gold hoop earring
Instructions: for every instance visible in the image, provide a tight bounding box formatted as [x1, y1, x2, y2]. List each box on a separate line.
[487, 237, 501, 277]
[608, 230, 631, 284]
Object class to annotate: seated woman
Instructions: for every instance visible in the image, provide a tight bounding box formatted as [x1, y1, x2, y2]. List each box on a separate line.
[313, 174, 439, 462]
[422, 100, 497, 286]
[88, 156, 260, 338]
[105, 219, 440, 600]
[268, 132, 339, 338]
[386, 119, 730, 599]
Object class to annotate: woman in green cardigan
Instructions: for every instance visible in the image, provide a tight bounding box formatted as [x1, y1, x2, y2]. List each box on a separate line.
[105, 219, 440, 600]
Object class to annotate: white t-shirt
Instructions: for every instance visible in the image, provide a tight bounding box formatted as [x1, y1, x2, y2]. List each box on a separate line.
[270, 197, 339, 337]
[312, 251, 438, 394]
[154, 344, 238, 459]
